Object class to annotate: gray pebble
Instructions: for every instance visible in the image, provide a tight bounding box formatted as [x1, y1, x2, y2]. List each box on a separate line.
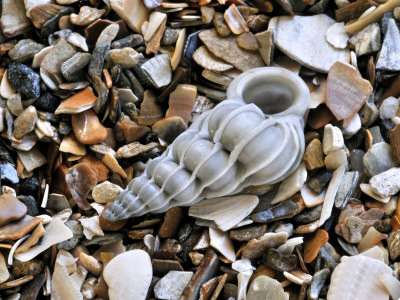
[380, 96, 399, 119]
[362, 142, 397, 177]
[334, 171, 359, 209]
[8, 39, 45, 63]
[57, 220, 83, 250]
[161, 27, 180, 45]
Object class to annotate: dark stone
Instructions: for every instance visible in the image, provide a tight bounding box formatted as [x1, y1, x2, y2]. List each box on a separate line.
[57, 220, 83, 250]
[294, 204, 323, 224]
[263, 248, 298, 272]
[350, 149, 365, 173]
[61, 53, 91, 82]
[251, 200, 299, 223]
[35, 92, 60, 112]
[307, 170, 332, 194]
[88, 45, 109, 78]
[20, 177, 40, 196]
[20, 274, 46, 300]
[124, 70, 144, 101]
[337, 236, 359, 256]
[7, 62, 40, 100]
[184, 30, 203, 65]
[41, 7, 74, 39]
[110, 64, 131, 89]
[48, 29, 72, 46]
[132, 55, 152, 87]
[307, 0, 330, 14]
[111, 34, 144, 49]
[18, 196, 39, 216]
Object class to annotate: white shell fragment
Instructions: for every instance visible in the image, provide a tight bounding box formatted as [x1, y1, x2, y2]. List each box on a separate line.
[189, 195, 259, 231]
[103, 67, 310, 221]
[325, 22, 349, 49]
[51, 266, 83, 300]
[103, 250, 152, 300]
[14, 218, 73, 262]
[0, 252, 9, 284]
[327, 252, 392, 300]
[79, 216, 104, 240]
[360, 183, 391, 203]
[209, 227, 236, 263]
[272, 162, 307, 204]
[379, 273, 400, 300]
[323, 124, 344, 155]
[318, 164, 345, 226]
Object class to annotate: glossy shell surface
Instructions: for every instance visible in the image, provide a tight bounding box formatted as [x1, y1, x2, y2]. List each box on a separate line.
[103, 67, 310, 221]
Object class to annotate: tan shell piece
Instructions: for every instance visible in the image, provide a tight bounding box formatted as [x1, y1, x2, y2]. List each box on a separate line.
[103, 67, 310, 221]
[327, 253, 392, 300]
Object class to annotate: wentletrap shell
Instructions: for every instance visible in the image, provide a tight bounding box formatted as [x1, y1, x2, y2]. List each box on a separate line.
[103, 67, 310, 221]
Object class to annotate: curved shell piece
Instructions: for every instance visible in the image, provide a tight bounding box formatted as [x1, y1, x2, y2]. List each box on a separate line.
[103, 67, 310, 221]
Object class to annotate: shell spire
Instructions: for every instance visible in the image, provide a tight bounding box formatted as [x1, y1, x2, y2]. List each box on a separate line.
[103, 67, 310, 221]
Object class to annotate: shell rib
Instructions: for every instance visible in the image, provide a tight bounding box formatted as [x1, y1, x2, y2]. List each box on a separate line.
[103, 67, 310, 221]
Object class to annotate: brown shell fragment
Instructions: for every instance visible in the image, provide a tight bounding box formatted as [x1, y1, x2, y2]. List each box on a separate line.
[0, 216, 43, 241]
[193, 46, 233, 72]
[120, 119, 150, 143]
[224, 4, 249, 35]
[55, 87, 98, 115]
[166, 84, 197, 124]
[65, 163, 97, 211]
[79, 155, 110, 182]
[72, 109, 108, 145]
[138, 90, 164, 126]
[30, 4, 65, 29]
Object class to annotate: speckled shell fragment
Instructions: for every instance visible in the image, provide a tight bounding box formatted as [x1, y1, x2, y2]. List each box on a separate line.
[103, 67, 310, 221]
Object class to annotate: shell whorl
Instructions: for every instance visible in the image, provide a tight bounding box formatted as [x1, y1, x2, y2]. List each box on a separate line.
[103, 67, 310, 221]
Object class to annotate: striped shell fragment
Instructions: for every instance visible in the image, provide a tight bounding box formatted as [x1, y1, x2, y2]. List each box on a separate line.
[103, 67, 310, 221]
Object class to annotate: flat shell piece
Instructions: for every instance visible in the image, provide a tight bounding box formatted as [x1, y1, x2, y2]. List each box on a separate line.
[193, 46, 233, 72]
[0, 252, 9, 284]
[224, 4, 249, 35]
[14, 218, 73, 262]
[268, 14, 350, 73]
[0, 215, 43, 241]
[209, 227, 236, 262]
[327, 254, 392, 300]
[51, 266, 83, 300]
[103, 250, 152, 300]
[326, 61, 372, 127]
[272, 162, 307, 204]
[199, 29, 264, 72]
[301, 185, 326, 208]
[166, 84, 197, 124]
[189, 195, 259, 231]
[319, 164, 345, 226]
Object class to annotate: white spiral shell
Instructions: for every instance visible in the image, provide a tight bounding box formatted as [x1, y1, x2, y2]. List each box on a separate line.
[103, 67, 310, 221]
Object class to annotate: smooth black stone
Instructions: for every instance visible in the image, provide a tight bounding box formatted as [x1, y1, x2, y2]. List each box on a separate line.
[251, 200, 299, 223]
[178, 223, 193, 244]
[7, 62, 40, 100]
[88, 45, 109, 78]
[35, 92, 60, 112]
[0, 164, 19, 184]
[59, 121, 72, 136]
[263, 248, 298, 272]
[20, 177, 40, 196]
[132, 56, 153, 88]
[18, 195, 39, 216]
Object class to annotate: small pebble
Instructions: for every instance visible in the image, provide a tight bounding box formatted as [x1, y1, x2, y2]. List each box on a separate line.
[7, 63, 40, 100]
[92, 181, 123, 204]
